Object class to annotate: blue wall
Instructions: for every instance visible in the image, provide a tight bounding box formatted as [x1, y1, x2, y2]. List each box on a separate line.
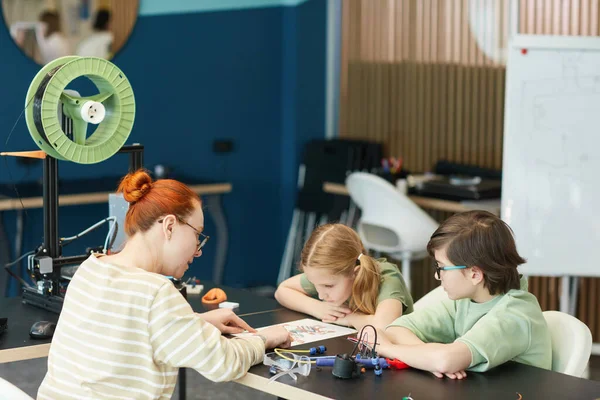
[0, 0, 326, 292]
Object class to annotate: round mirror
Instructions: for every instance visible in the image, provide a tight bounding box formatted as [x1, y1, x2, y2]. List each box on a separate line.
[2, 0, 139, 65]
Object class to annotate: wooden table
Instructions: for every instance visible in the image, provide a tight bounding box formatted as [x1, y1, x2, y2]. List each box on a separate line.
[0, 180, 232, 290]
[0, 183, 231, 211]
[238, 309, 600, 400]
[0, 281, 279, 364]
[0, 283, 281, 400]
[323, 182, 501, 215]
[3, 294, 599, 399]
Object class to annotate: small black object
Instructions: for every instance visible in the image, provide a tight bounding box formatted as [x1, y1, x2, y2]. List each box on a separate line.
[213, 139, 234, 153]
[415, 176, 501, 200]
[170, 278, 187, 299]
[0, 318, 7, 335]
[29, 321, 56, 339]
[332, 354, 359, 379]
[434, 159, 502, 180]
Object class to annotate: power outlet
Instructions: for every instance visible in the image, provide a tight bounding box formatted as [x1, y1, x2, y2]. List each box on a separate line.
[213, 139, 234, 154]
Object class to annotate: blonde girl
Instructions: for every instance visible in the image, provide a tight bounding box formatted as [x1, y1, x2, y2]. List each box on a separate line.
[275, 223, 413, 329]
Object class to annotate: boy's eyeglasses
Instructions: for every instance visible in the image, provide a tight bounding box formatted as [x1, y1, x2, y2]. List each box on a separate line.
[158, 218, 210, 252]
[432, 264, 467, 280]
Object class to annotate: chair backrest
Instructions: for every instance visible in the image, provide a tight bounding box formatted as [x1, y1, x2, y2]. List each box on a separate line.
[543, 311, 592, 377]
[345, 172, 438, 254]
[0, 377, 33, 400]
[413, 285, 447, 311]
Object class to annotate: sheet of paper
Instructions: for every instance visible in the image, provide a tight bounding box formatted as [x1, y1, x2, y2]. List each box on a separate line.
[235, 318, 357, 346]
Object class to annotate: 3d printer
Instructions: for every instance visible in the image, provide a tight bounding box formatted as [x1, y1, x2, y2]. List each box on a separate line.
[2, 55, 138, 313]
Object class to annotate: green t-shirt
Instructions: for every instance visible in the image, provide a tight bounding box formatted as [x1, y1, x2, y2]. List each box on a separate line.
[387, 276, 552, 372]
[299, 259, 414, 314]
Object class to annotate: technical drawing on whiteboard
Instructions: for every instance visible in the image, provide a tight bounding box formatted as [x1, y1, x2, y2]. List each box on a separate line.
[502, 36, 600, 277]
[522, 56, 598, 258]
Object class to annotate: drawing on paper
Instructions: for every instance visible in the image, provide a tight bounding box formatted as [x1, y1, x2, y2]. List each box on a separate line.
[234, 318, 356, 346]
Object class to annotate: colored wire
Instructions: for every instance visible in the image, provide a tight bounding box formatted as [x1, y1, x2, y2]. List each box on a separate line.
[273, 348, 315, 364]
[347, 337, 374, 352]
[4, 250, 35, 268]
[349, 324, 378, 358]
[61, 216, 117, 253]
[277, 348, 311, 353]
[274, 348, 328, 355]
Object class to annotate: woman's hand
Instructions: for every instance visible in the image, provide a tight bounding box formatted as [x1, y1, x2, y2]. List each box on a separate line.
[200, 309, 257, 334]
[259, 326, 293, 349]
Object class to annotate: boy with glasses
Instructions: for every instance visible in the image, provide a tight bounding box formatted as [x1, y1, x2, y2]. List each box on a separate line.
[377, 211, 552, 379]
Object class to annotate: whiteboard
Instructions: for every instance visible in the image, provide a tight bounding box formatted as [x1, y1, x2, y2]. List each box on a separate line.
[502, 35, 600, 277]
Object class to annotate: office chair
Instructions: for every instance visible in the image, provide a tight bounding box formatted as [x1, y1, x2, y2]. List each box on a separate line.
[543, 311, 592, 377]
[345, 172, 438, 292]
[0, 377, 33, 400]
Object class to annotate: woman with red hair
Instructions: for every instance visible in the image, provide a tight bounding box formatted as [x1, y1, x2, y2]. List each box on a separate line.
[38, 169, 290, 399]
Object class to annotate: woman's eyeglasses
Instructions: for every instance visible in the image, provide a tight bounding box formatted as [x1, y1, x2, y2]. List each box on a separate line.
[158, 218, 210, 252]
[432, 263, 467, 280]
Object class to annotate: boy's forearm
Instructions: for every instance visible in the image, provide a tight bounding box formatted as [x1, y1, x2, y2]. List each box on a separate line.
[385, 326, 425, 345]
[377, 342, 443, 372]
[274, 287, 322, 316]
[377, 342, 471, 374]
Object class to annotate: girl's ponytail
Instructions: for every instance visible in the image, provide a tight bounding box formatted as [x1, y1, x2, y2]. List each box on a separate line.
[350, 254, 381, 315]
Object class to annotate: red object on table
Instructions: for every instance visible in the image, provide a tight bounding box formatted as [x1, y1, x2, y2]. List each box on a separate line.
[386, 358, 409, 370]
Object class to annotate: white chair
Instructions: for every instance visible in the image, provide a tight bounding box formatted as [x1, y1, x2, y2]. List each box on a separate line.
[542, 311, 592, 377]
[345, 172, 439, 292]
[0, 377, 34, 400]
[413, 285, 447, 311]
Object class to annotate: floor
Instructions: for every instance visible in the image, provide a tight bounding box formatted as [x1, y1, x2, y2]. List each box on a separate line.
[1, 356, 598, 399]
[0, 358, 274, 399]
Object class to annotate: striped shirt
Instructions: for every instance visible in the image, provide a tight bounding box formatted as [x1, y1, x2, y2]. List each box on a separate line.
[37, 254, 265, 400]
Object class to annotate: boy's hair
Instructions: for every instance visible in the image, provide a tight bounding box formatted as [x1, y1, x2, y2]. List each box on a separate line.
[427, 210, 526, 295]
[300, 223, 381, 315]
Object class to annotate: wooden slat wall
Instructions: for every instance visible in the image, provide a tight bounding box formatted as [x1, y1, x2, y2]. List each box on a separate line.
[340, 0, 600, 341]
[103, 0, 139, 56]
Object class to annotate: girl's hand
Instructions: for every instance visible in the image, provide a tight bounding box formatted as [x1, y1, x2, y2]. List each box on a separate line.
[315, 302, 352, 322]
[324, 313, 350, 326]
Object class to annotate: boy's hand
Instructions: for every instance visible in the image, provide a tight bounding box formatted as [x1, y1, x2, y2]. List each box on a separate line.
[315, 302, 352, 322]
[372, 340, 394, 359]
[375, 328, 393, 345]
[432, 370, 467, 379]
